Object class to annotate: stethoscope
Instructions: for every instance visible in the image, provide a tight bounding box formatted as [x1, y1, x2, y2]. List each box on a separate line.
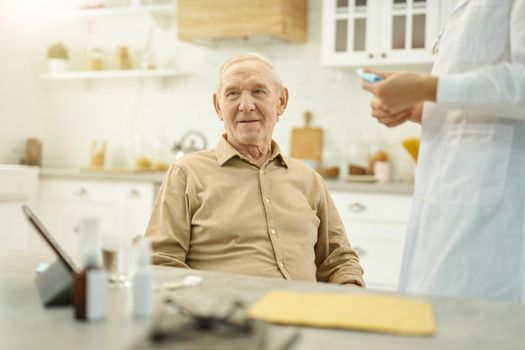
[431, 0, 470, 55]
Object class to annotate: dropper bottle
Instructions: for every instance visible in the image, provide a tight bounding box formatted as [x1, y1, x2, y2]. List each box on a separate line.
[73, 218, 107, 321]
[132, 239, 153, 318]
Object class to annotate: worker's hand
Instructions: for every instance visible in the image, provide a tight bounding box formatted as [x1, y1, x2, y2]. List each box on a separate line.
[370, 100, 423, 127]
[361, 70, 437, 114]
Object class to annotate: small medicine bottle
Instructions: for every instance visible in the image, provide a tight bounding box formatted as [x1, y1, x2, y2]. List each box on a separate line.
[73, 219, 107, 321]
[132, 239, 153, 318]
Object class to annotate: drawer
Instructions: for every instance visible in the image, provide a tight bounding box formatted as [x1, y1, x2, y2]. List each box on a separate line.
[331, 191, 412, 223]
[40, 179, 153, 203]
[40, 179, 119, 202]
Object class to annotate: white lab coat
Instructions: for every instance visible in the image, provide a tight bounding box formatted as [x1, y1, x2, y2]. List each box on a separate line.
[399, 0, 525, 303]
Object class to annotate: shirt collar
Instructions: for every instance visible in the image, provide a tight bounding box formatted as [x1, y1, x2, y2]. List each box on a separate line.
[215, 134, 288, 168]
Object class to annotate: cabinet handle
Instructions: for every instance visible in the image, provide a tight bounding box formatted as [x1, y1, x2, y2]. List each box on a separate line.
[127, 189, 141, 198]
[349, 202, 367, 213]
[381, 52, 387, 58]
[368, 53, 374, 59]
[74, 187, 88, 197]
[354, 246, 367, 257]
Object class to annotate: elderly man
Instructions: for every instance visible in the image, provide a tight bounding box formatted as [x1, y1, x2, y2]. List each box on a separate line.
[145, 53, 364, 286]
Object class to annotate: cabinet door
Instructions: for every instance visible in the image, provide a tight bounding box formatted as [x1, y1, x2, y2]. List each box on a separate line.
[116, 182, 155, 238]
[345, 221, 407, 291]
[331, 191, 413, 223]
[321, 0, 380, 66]
[377, 0, 439, 64]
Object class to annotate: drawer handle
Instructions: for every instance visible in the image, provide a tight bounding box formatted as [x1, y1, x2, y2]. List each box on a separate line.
[354, 246, 367, 257]
[349, 202, 366, 213]
[74, 187, 88, 197]
[127, 189, 141, 198]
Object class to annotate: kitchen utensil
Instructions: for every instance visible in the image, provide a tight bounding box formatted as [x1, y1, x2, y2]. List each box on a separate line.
[171, 131, 208, 161]
[290, 111, 323, 171]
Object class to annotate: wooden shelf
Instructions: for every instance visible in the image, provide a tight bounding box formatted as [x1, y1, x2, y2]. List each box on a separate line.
[39, 69, 180, 80]
[49, 4, 175, 19]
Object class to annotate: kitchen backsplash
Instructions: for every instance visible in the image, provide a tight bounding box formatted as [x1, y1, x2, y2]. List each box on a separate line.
[1, 0, 426, 182]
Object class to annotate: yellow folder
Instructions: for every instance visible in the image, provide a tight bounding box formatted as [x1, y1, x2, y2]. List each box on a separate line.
[246, 291, 435, 336]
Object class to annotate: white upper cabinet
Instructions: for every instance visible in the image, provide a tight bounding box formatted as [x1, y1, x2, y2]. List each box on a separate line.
[322, 0, 451, 66]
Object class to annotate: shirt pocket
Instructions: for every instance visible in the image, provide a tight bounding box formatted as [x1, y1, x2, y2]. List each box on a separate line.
[438, 123, 514, 207]
[445, 1, 509, 64]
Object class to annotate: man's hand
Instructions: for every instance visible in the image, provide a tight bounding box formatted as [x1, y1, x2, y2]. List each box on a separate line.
[370, 100, 424, 127]
[361, 70, 437, 117]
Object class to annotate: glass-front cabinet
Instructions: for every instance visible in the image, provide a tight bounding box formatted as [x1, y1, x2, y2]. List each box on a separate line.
[322, 0, 450, 66]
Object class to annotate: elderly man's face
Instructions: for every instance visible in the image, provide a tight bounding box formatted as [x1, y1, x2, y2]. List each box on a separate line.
[213, 59, 288, 147]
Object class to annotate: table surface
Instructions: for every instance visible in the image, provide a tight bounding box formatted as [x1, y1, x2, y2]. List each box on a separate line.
[1, 251, 524, 350]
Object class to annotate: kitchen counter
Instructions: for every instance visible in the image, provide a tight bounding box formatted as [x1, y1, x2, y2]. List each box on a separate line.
[39, 167, 167, 184]
[325, 179, 413, 195]
[40, 168, 413, 195]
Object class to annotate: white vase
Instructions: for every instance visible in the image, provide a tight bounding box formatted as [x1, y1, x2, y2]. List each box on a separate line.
[47, 59, 70, 73]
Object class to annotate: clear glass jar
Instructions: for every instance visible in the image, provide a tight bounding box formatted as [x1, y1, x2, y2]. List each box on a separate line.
[87, 48, 104, 71]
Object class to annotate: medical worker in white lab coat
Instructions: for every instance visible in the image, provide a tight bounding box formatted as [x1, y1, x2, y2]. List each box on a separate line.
[360, 0, 525, 302]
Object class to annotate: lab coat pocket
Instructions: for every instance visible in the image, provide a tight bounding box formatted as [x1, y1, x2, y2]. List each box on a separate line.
[439, 124, 514, 207]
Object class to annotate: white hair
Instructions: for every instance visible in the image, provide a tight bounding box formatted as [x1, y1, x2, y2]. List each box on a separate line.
[217, 53, 284, 94]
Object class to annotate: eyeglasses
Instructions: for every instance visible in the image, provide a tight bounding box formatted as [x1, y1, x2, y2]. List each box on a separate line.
[150, 297, 263, 347]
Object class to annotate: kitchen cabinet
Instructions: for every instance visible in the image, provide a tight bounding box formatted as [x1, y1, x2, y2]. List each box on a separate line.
[177, 0, 306, 43]
[321, 0, 454, 66]
[35, 179, 155, 258]
[330, 190, 413, 290]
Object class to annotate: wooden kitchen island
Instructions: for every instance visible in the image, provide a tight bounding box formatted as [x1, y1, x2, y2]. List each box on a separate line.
[1, 251, 524, 350]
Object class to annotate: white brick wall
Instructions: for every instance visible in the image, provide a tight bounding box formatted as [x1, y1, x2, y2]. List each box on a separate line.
[1, 0, 424, 181]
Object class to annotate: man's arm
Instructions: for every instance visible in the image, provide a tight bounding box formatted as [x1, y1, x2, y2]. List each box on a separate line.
[145, 164, 193, 268]
[314, 179, 365, 287]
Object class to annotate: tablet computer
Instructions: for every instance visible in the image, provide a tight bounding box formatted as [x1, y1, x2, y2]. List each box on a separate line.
[22, 204, 79, 274]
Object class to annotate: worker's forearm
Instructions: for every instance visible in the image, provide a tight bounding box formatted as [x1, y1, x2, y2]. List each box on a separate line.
[422, 76, 438, 102]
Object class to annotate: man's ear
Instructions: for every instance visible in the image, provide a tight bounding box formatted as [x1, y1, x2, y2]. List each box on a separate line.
[277, 87, 289, 117]
[213, 92, 222, 120]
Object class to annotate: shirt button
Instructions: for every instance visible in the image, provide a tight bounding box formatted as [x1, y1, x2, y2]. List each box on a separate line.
[260, 169, 264, 174]
[265, 198, 270, 203]
[271, 229, 276, 234]
[279, 262, 284, 268]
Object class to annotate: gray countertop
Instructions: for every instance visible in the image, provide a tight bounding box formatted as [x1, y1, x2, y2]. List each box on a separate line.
[39, 167, 167, 183]
[39, 168, 413, 195]
[1, 251, 524, 350]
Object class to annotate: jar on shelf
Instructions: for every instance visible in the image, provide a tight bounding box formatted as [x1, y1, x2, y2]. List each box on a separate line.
[87, 48, 104, 71]
[114, 46, 132, 70]
[140, 51, 156, 70]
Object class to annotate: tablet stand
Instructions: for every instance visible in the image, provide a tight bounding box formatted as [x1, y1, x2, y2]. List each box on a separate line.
[35, 259, 74, 307]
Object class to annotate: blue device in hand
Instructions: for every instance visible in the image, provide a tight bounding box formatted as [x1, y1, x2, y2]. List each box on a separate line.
[356, 69, 383, 83]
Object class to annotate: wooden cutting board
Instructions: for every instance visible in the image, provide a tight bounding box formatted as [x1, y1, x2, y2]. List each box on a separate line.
[290, 111, 323, 171]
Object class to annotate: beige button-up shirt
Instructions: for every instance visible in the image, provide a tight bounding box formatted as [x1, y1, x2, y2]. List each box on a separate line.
[146, 136, 364, 286]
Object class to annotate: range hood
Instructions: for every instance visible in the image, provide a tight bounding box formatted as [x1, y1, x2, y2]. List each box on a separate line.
[177, 0, 307, 43]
